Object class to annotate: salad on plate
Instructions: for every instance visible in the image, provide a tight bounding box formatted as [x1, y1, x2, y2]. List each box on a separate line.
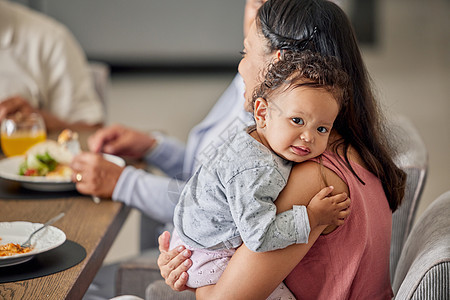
[18, 129, 78, 179]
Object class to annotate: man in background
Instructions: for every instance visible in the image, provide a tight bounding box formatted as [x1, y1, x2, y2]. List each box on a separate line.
[0, 0, 104, 131]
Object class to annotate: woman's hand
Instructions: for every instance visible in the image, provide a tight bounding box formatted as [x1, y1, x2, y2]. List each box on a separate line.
[88, 124, 156, 158]
[157, 231, 194, 292]
[70, 152, 124, 198]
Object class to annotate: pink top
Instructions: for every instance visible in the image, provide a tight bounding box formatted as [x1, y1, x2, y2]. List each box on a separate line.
[285, 151, 393, 299]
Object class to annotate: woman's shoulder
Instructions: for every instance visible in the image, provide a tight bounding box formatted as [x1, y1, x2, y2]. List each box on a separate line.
[274, 163, 317, 213]
[293, 159, 349, 195]
[274, 160, 346, 215]
[323, 145, 368, 170]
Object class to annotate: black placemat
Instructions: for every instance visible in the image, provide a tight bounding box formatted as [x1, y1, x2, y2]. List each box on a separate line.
[0, 178, 81, 199]
[0, 240, 86, 283]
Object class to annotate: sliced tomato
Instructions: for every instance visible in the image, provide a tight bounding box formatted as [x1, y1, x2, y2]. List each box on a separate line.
[24, 169, 38, 176]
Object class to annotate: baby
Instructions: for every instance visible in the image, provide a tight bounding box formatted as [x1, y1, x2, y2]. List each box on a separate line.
[171, 50, 351, 299]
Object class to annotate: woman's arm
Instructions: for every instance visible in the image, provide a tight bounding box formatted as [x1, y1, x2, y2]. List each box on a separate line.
[197, 227, 325, 299]
[156, 228, 323, 299]
[158, 161, 350, 299]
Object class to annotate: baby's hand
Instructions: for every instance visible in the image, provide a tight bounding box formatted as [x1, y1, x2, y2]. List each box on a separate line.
[306, 186, 351, 229]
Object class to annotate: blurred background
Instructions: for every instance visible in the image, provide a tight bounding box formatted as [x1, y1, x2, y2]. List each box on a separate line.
[12, 0, 449, 264]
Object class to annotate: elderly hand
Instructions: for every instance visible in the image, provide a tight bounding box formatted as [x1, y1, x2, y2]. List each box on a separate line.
[70, 152, 124, 198]
[157, 231, 193, 292]
[0, 96, 36, 121]
[88, 124, 156, 158]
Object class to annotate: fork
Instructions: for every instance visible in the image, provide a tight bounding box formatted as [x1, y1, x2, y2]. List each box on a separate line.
[20, 212, 65, 248]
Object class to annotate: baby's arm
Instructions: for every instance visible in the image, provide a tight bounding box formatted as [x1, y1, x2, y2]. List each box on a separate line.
[228, 167, 311, 252]
[306, 186, 351, 230]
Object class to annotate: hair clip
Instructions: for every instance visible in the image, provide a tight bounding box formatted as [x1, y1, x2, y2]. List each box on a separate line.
[279, 26, 318, 52]
[300, 26, 318, 50]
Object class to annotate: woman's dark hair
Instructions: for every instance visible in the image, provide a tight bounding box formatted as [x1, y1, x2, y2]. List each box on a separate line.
[252, 50, 350, 112]
[257, 0, 406, 211]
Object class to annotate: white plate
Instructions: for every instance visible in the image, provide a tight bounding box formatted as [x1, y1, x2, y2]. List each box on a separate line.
[0, 154, 125, 192]
[0, 221, 66, 267]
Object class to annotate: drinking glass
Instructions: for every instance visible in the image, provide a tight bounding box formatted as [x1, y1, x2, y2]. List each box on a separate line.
[1, 113, 46, 157]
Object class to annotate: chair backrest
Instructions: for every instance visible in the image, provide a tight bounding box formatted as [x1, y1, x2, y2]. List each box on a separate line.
[389, 115, 428, 283]
[140, 214, 166, 251]
[392, 190, 450, 299]
[88, 61, 110, 114]
[145, 279, 195, 300]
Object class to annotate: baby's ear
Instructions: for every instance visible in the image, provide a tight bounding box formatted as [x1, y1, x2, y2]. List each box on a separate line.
[254, 97, 268, 128]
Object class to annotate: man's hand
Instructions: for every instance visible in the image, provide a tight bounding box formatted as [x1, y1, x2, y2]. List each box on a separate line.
[0, 96, 36, 121]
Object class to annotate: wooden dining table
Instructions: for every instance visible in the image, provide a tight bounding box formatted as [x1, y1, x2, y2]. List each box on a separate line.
[0, 130, 131, 299]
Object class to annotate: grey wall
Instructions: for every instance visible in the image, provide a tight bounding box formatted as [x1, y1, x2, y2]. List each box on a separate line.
[14, 1, 372, 67]
[30, 0, 245, 66]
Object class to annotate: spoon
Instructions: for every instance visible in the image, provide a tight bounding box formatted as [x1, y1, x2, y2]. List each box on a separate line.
[20, 212, 65, 248]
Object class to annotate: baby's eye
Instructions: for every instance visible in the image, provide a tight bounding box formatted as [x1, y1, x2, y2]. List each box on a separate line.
[317, 126, 328, 133]
[239, 50, 247, 57]
[292, 118, 304, 125]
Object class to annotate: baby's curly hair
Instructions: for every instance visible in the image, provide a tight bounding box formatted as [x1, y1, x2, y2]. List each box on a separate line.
[252, 50, 351, 111]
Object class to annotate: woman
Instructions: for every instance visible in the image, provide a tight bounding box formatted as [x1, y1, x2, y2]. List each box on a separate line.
[158, 0, 406, 299]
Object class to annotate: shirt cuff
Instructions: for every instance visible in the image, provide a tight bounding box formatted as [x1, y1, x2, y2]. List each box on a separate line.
[293, 205, 311, 244]
[144, 131, 164, 160]
[112, 165, 137, 203]
[143, 133, 186, 175]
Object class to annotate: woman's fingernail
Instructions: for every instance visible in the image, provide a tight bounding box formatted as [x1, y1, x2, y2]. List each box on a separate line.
[182, 250, 190, 257]
[177, 246, 184, 252]
[184, 259, 191, 266]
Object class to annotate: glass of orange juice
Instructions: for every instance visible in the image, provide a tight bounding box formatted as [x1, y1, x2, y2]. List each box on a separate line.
[1, 113, 46, 157]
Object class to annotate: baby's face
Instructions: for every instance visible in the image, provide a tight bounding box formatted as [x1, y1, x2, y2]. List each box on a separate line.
[261, 86, 339, 163]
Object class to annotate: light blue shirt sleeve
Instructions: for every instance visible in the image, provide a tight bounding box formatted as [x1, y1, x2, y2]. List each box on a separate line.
[144, 133, 187, 179]
[227, 167, 310, 252]
[112, 166, 186, 223]
[112, 133, 188, 222]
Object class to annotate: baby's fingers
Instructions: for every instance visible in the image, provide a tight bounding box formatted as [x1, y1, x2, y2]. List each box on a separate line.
[312, 186, 335, 200]
[336, 196, 351, 210]
[338, 206, 351, 218]
[334, 218, 346, 226]
[331, 192, 348, 204]
[332, 207, 351, 226]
